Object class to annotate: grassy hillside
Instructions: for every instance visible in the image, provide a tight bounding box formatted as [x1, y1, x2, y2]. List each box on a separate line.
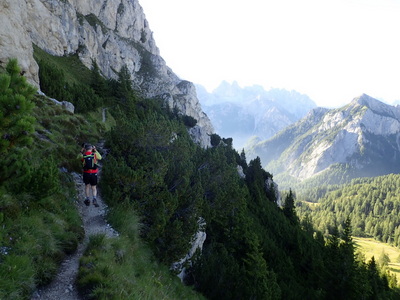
[33, 44, 92, 86]
[78, 208, 205, 299]
[355, 237, 400, 282]
[0, 59, 102, 298]
[0, 56, 205, 299]
[2, 49, 400, 299]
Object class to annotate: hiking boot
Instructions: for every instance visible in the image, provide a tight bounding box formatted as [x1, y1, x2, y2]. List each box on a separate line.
[93, 198, 99, 207]
[84, 198, 90, 206]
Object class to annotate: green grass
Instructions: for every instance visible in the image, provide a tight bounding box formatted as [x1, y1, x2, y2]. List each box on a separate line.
[1, 50, 204, 299]
[0, 86, 101, 298]
[355, 237, 400, 281]
[32, 95, 108, 171]
[0, 254, 35, 299]
[33, 44, 92, 86]
[0, 174, 84, 299]
[78, 204, 206, 300]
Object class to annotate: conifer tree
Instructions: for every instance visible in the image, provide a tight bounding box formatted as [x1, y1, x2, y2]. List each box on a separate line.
[283, 189, 298, 224]
[210, 133, 221, 147]
[116, 65, 133, 102]
[239, 148, 248, 170]
[37, 59, 69, 101]
[0, 59, 36, 185]
[90, 60, 107, 97]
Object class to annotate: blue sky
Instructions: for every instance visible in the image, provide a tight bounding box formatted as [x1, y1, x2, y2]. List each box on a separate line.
[140, 0, 400, 108]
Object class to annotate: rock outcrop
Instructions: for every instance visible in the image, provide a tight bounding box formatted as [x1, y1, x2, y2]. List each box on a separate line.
[171, 218, 206, 281]
[0, 0, 213, 146]
[248, 94, 400, 183]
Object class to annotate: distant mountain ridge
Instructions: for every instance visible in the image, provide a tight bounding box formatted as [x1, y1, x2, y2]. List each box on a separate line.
[196, 81, 317, 148]
[246, 94, 400, 186]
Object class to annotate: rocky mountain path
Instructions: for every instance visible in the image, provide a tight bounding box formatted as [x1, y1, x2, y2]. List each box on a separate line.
[31, 161, 118, 300]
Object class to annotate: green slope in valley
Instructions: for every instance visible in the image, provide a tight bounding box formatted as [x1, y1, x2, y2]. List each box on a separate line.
[297, 174, 400, 247]
[1, 50, 400, 300]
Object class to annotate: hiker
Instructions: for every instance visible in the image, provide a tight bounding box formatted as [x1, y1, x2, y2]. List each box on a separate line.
[78, 144, 102, 207]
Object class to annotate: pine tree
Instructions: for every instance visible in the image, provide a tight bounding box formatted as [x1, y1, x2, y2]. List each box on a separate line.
[116, 65, 133, 102]
[37, 59, 70, 101]
[283, 189, 298, 224]
[90, 60, 107, 97]
[340, 217, 359, 299]
[0, 59, 36, 185]
[238, 148, 248, 172]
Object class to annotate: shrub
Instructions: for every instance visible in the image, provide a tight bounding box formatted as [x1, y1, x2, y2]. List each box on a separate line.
[210, 133, 221, 147]
[0, 59, 36, 186]
[182, 115, 197, 128]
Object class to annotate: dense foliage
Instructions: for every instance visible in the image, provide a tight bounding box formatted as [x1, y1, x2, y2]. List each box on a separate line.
[0, 60, 89, 299]
[0, 57, 205, 299]
[96, 79, 400, 298]
[297, 174, 400, 247]
[2, 55, 400, 299]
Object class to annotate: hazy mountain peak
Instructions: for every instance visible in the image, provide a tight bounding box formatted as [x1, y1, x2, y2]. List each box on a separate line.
[247, 94, 400, 185]
[353, 93, 377, 104]
[196, 81, 317, 148]
[350, 93, 400, 120]
[351, 93, 385, 110]
[212, 80, 242, 99]
[306, 107, 330, 119]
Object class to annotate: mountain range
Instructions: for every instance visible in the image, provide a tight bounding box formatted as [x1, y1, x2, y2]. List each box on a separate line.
[246, 94, 400, 187]
[1, 0, 399, 298]
[196, 81, 316, 149]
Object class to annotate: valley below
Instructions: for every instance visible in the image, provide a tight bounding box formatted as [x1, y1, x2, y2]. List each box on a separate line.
[355, 237, 400, 281]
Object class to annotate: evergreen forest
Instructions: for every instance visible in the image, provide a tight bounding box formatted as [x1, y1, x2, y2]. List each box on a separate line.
[297, 174, 400, 248]
[1, 50, 400, 299]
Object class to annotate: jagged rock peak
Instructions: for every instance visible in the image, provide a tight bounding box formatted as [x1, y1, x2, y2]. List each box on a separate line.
[305, 106, 330, 119]
[352, 93, 377, 105]
[0, 0, 213, 146]
[248, 93, 400, 183]
[351, 93, 384, 110]
[351, 93, 400, 120]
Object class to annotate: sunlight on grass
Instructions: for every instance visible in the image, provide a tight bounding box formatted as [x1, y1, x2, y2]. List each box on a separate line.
[355, 237, 400, 280]
[78, 234, 205, 300]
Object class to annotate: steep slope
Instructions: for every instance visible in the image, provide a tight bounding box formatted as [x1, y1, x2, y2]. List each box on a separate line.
[2, 27, 399, 300]
[0, 0, 213, 146]
[31, 170, 118, 300]
[247, 94, 400, 184]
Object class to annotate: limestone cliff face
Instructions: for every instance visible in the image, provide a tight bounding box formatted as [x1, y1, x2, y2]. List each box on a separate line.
[248, 94, 400, 182]
[0, 0, 213, 147]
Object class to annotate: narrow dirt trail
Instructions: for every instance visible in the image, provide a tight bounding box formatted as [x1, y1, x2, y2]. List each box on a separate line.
[31, 166, 118, 300]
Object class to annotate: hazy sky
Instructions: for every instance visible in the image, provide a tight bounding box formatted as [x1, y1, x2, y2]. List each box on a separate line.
[139, 0, 400, 108]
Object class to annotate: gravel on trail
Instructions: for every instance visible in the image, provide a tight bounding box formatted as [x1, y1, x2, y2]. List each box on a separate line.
[31, 168, 118, 300]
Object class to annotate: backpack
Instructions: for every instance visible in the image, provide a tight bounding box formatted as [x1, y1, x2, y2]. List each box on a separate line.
[83, 153, 97, 170]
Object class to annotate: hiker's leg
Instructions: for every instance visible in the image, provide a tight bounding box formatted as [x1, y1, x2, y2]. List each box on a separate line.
[83, 173, 91, 198]
[90, 173, 98, 198]
[85, 184, 91, 198]
[92, 185, 97, 198]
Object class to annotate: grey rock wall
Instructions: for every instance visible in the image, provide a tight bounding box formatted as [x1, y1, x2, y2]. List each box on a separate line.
[0, 0, 213, 146]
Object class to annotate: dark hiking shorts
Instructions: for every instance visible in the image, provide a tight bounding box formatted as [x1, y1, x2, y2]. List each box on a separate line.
[83, 172, 98, 186]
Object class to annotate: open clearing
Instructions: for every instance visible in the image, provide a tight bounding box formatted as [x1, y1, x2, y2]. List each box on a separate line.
[354, 237, 400, 280]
